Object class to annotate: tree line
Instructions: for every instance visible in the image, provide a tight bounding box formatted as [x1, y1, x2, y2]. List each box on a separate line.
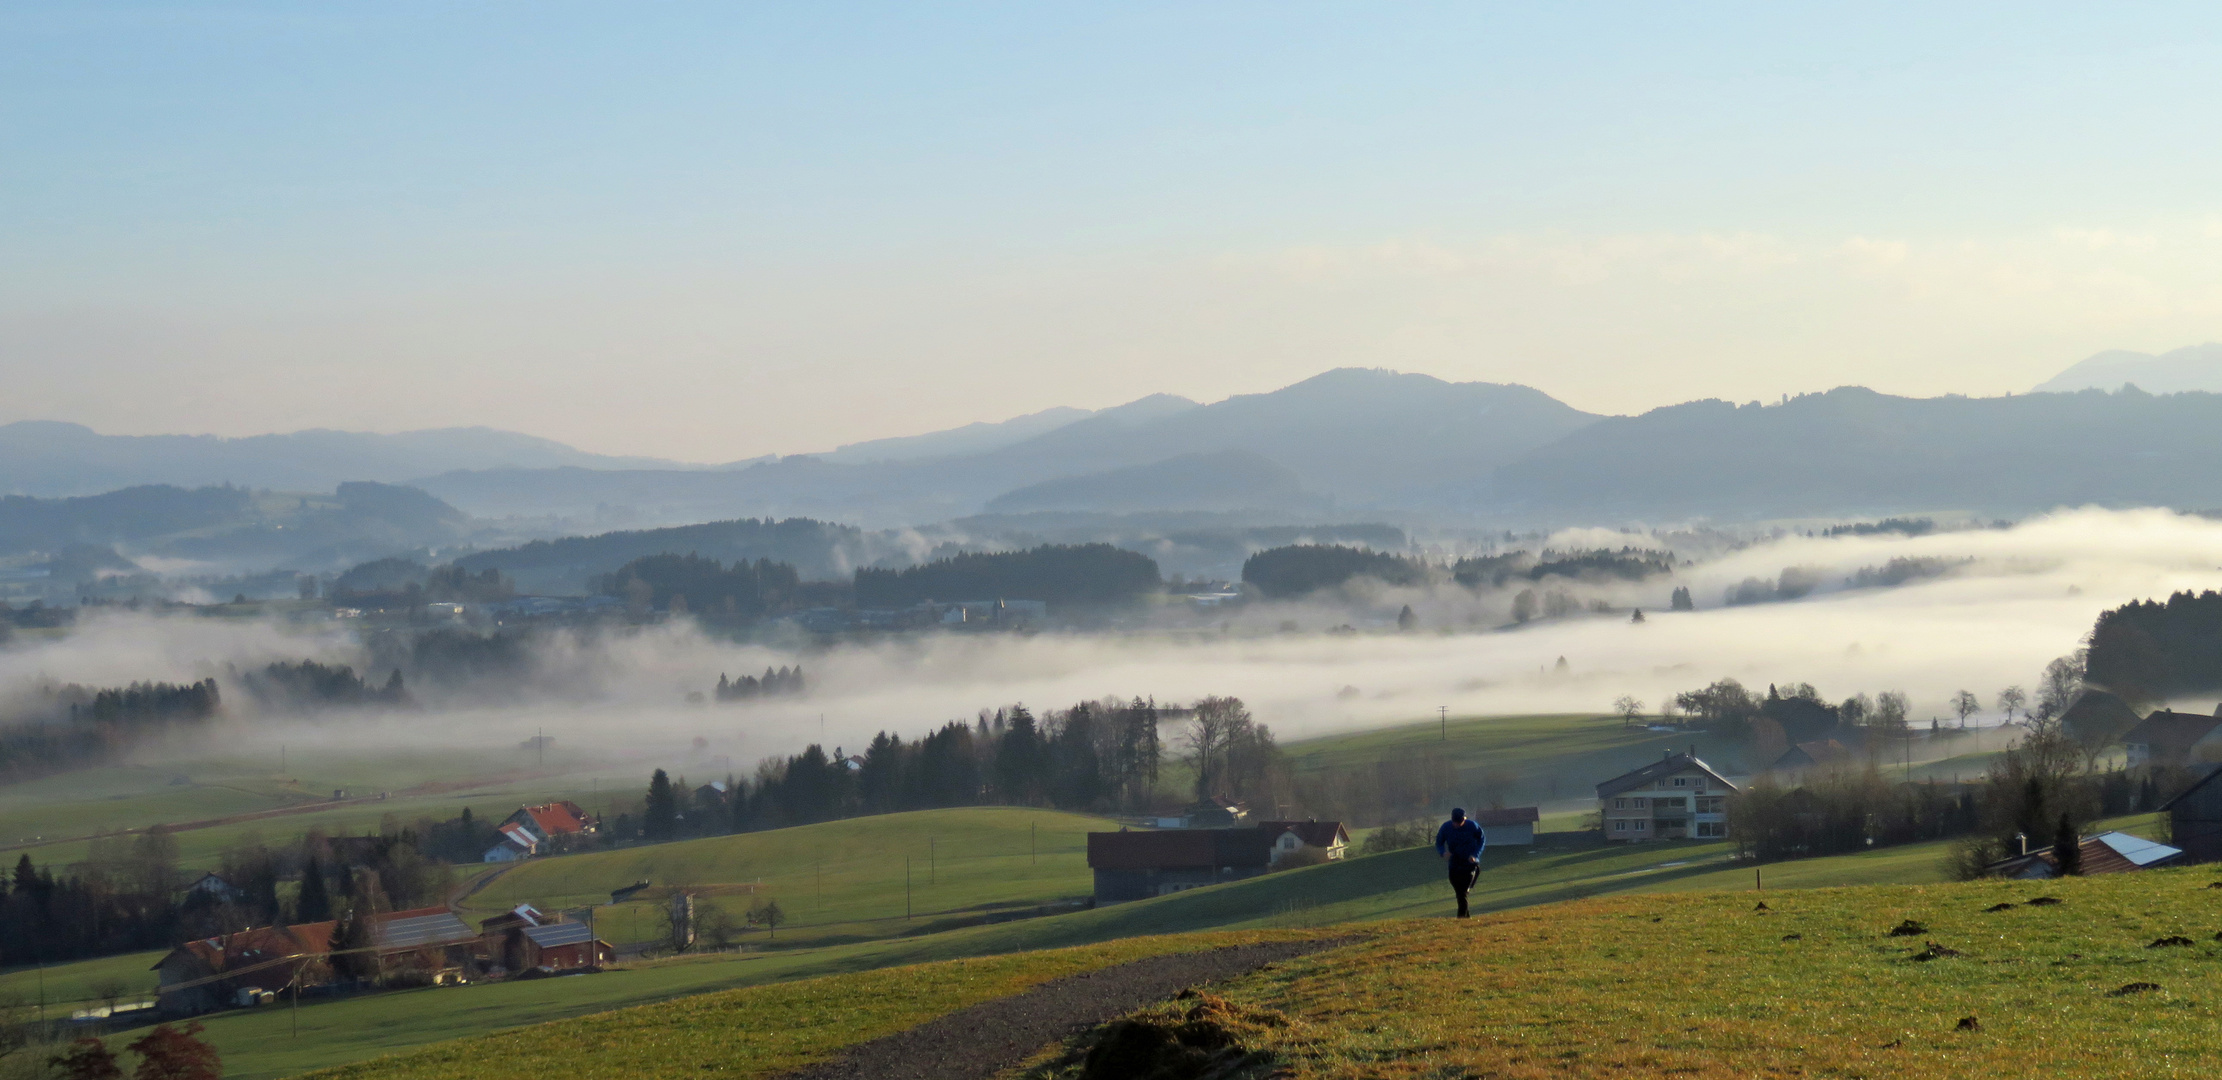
[0, 679, 219, 778]
[714, 666, 806, 703]
[621, 695, 1315, 842]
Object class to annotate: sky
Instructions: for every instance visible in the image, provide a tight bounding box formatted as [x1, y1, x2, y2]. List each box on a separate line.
[9, 3, 2222, 461]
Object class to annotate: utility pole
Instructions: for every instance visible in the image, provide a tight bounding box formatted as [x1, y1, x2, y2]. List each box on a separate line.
[537, 726, 545, 766]
[281, 744, 286, 773]
[1439, 706, 1448, 742]
[904, 857, 912, 920]
[291, 960, 301, 1037]
[1030, 821, 1036, 865]
[930, 837, 936, 885]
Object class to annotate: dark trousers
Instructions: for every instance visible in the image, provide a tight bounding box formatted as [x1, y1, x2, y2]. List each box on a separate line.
[1447, 856, 1480, 916]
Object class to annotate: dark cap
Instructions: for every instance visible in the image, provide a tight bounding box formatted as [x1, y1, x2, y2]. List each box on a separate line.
[1450, 807, 1466, 820]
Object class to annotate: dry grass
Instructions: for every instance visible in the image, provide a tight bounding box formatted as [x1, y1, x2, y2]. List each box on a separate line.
[1159, 866, 2222, 1078]
[296, 929, 1332, 1080]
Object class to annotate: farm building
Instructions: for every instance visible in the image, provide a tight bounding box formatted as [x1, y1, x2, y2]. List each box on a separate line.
[2121, 709, 2222, 770]
[2161, 765, 2222, 863]
[1767, 739, 1856, 782]
[1183, 796, 1251, 828]
[1983, 830, 2185, 878]
[371, 906, 482, 983]
[1598, 751, 1738, 842]
[152, 920, 335, 1016]
[1087, 828, 1273, 902]
[1256, 820, 1351, 865]
[1469, 807, 1540, 846]
[481, 904, 613, 973]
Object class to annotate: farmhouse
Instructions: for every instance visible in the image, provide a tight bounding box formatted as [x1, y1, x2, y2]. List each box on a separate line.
[2121, 708, 2222, 770]
[1257, 820, 1350, 865]
[1470, 806, 1540, 846]
[1598, 751, 1737, 841]
[1984, 830, 2185, 878]
[2161, 765, 2222, 863]
[152, 920, 336, 1016]
[485, 800, 597, 861]
[1183, 796, 1251, 828]
[480, 903, 614, 974]
[370, 906, 482, 983]
[1087, 828, 1273, 902]
[1768, 739, 1855, 781]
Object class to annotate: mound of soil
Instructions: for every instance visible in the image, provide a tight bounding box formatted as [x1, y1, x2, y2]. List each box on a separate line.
[1076, 992, 1289, 1080]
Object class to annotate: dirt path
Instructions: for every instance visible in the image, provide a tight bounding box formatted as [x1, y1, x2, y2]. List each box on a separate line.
[778, 939, 1343, 1080]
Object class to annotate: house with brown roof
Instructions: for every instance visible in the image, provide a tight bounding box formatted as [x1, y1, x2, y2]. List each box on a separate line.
[1983, 830, 2185, 879]
[370, 906, 483, 984]
[1255, 820, 1350, 865]
[1086, 828, 1274, 903]
[153, 920, 336, 1016]
[1598, 751, 1738, 842]
[503, 801, 594, 840]
[2122, 708, 2222, 769]
[479, 903, 614, 974]
[1768, 739, 1856, 781]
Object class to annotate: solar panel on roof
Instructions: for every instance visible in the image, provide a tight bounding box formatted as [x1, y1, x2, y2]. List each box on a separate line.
[378, 912, 475, 948]
[2092, 831, 2182, 867]
[521, 922, 594, 948]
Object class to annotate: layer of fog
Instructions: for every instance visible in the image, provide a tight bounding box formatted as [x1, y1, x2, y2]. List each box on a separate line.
[5, 507, 2220, 777]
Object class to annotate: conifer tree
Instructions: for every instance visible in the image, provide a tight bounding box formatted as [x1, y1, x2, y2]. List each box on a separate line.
[2053, 813, 2081, 876]
[644, 769, 678, 841]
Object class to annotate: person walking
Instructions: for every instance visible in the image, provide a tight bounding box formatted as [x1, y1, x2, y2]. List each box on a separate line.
[1435, 807, 1487, 918]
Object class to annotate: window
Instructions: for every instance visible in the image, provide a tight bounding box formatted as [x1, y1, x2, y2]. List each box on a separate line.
[1633, 798, 1647, 808]
[1614, 820, 1627, 832]
[1634, 820, 1648, 831]
[1613, 798, 1626, 809]
[1697, 822, 1725, 838]
[1674, 777, 1687, 786]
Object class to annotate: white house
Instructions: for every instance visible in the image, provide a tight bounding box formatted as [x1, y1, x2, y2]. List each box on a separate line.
[1597, 751, 1739, 842]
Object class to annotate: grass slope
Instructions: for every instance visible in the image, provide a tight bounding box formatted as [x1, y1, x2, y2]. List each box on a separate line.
[297, 931, 1326, 1080]
[175, 821, 1974, 1080]
[460, 807, 1115, 950]
[1093, 866, 2222, 1078]
[1283, 712, 1752, 809]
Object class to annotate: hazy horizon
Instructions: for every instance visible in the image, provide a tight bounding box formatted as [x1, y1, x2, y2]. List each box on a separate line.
[11, 5, 2222, 460]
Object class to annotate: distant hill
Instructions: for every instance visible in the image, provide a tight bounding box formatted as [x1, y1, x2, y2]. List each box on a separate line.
[984, 450, 1321, 515]
[813, 393, 1197, 464]
[0, 481, 475, 572]
[1490, 384, 2222, 520]
[0, 421, 688, 497]
[451, 517, 908, 593]
[2035, 343, 2222, 394]
[415, 370, 1601, 525]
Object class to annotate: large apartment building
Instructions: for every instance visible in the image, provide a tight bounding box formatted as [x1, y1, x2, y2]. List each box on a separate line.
[1597, 750, 1737, 841]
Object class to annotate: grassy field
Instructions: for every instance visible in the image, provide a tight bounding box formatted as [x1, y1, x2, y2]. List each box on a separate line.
[458, 807, 1117, 950]
[0, 745, 639, 871]
[1056, 865, 2222, 1078]
[284, 861, 2222, 1080]
[1283, 712, 1752, 810]
[138, 812, 2040, 1080]
[294, 930, 1334, 1080]
[0, 949, 165, 1012]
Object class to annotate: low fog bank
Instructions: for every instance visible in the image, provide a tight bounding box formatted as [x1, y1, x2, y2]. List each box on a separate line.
[2, 507, 2218, 775]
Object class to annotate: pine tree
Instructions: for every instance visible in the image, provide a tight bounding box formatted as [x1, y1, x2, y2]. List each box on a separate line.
[295, 856, 331, 922]
[2053, 813, 2082, 876]
[645, 769, 678, 842]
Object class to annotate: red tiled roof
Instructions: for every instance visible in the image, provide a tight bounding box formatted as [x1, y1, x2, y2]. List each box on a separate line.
[522, 801, 591, 836]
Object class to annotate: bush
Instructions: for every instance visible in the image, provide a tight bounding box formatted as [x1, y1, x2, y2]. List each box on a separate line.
[1361, 820, 1434, 855]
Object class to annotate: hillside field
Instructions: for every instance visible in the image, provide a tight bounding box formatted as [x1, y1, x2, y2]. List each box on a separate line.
[458, 807, 1117, 950]
[296, 864, 2222, 1080]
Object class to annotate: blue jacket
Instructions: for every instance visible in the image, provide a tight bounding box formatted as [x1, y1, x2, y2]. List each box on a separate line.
[1435, 818, 1487, 861]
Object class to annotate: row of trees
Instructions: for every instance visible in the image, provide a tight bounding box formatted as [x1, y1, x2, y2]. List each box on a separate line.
[241, 660, 409, 712]
[713, 667, 806, 702]
[629, 695, 1315, 841]
[0, 679, 220, 778]
[598, 553, 812, 618]
[2085, 588, 2222, 706]
[855, 544, 1163, 608]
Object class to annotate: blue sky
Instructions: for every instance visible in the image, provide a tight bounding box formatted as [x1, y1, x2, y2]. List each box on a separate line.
[7, 3, 2222, 458]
